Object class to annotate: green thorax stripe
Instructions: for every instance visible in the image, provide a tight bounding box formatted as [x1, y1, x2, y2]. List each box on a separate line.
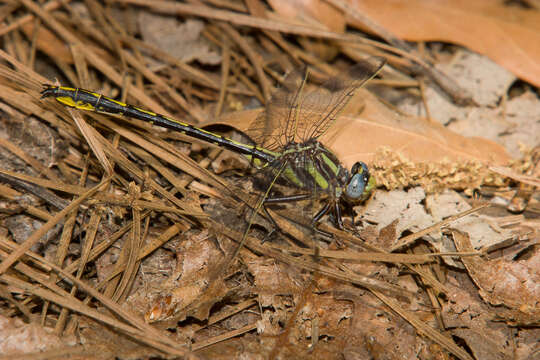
[276, 143, 343, 192]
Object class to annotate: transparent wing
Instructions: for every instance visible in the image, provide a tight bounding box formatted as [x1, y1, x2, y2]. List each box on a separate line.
[299, 56, 386, 141]
[246, 56, 386, 151]
[245, 68, 306, 151]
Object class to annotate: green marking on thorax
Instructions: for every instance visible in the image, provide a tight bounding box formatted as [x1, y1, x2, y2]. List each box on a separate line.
[282, 165, 305, 187]
[320, 153, 339, 176]
[306, 161, 329, 190]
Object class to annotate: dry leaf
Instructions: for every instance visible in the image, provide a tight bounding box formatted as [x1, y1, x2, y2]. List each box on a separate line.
[399, 50, 515, 120]
[210, 88, 511, 169]
[452, 230, 540, 325]
[138, 16, 221, 65]
[442, 280, 514, 359]
[0, 315, 65, 355]
[398, 50, 539, 159]
[325, 89, 511, 167]
[362, 188, 513, 267]
[268, 0, 346, 33]
[351, 0, 540, 87]
[448, 90, 540, 158]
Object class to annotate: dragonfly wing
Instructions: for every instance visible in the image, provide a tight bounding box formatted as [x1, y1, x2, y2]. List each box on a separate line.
[246, 68, 306, 151]
[246, 57, 385, 149]
[299, 56, 386, 141]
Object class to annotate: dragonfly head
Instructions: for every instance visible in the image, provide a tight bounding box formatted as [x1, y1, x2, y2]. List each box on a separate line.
[344, 162, 376, 202]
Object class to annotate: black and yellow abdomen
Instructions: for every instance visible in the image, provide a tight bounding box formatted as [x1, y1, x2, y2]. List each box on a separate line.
[41, 85, 276, 164]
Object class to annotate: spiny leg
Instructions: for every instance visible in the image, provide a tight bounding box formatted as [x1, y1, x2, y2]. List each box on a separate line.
[312, 201, 331, 224]
[334, 201, 344, 230]
[260, 193, 312, 242]
[263, 194, 334, 239]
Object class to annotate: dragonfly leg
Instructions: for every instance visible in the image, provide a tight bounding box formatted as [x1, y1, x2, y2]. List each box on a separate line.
[262, 194, 310, 243]
[341, 202, 360, 230]
[261, 194, 312, 242]
[262, 194, 334, 239]
[264, 193, 311, 204]
[312, 201, 331, 224]
[334, 201, 344, 230]
[260, 204, 333, 242]
[260, 204, 281, 243]
[310, 202, 333, 238]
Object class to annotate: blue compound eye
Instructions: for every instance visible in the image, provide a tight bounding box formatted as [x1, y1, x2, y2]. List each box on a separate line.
[344, 162, 373, 201]
[345, 173, 366, 200]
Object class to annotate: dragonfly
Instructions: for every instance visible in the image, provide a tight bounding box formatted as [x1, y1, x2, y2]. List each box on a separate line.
[41, 56, 385, 234]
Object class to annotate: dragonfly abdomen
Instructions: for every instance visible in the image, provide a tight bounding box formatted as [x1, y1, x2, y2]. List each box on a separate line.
[40, 85, 276, 164]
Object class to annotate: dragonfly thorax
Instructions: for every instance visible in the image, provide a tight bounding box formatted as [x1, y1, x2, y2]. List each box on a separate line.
[273, 140, 346, 196]
[273, 140, 374, 205]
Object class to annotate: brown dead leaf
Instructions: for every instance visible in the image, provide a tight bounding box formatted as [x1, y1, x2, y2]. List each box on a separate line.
[0, 315, 66, 355]
[244, 254, 305, 308]
[442, 279, 514, 359]
[451, 229, 540, 325]
[297, 293, 352, 340]
[135, 231, 230, 323]
[268, 0, 346, 33]
[138, 16, 221, 65]
[208, 88, 511, 169]
[328, 89, 511, 167]
[351, 0, 540, 87]
[346, 293, 424, 359]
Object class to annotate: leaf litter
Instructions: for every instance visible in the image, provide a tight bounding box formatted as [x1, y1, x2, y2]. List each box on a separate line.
[399, 49, 540, 158]
[0, 1, 538, 359]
